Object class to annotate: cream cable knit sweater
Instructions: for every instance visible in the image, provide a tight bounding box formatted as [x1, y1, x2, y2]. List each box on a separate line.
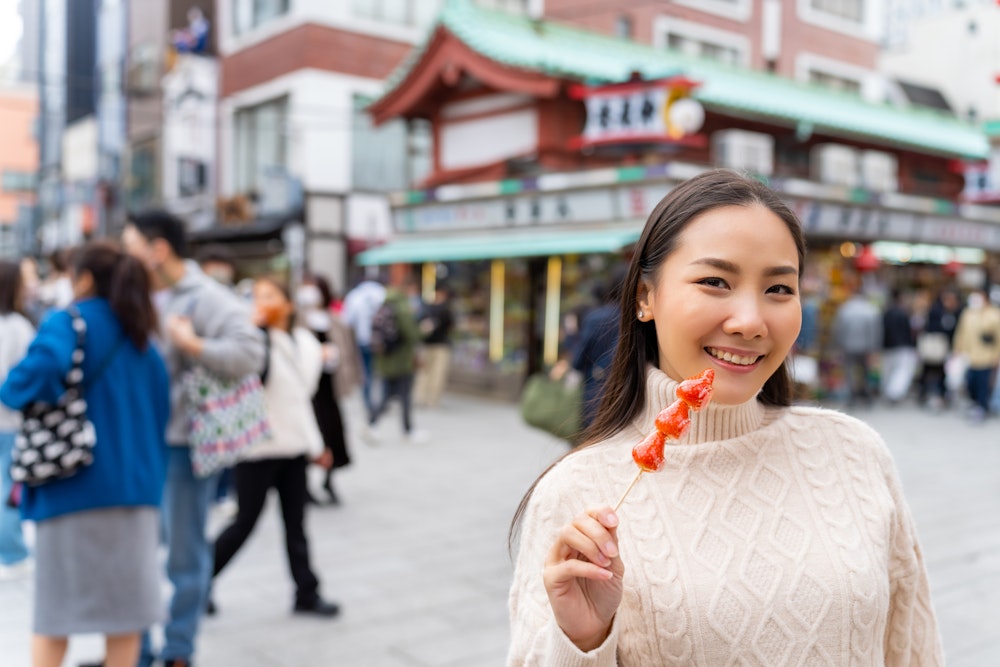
[508, 367, 943, 666]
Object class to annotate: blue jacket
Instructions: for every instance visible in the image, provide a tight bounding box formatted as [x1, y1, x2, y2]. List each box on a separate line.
[0, 298, 170, 522]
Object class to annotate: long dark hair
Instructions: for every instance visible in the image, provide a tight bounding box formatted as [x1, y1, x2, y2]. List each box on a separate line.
[0, 260, 23, 315]
[509, 170, 807, 550]
[74, 241, 158, 350]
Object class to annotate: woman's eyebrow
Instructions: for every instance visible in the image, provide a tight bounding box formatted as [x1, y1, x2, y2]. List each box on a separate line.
[691, 258, 798, 278]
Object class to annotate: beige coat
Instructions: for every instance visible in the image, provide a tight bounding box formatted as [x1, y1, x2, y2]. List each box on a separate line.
[954, 304, 1000, 369]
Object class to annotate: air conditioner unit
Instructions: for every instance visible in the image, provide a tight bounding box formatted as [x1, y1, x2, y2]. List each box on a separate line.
[711, 130, 774, 176]
[810, 143, 859, 187]
[859, 150, 898, 192]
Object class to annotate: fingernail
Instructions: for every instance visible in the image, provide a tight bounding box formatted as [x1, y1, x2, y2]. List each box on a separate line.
[597, 553, 610, 566]
[606, 512, 619, 527]
[604, 541, 618, 558]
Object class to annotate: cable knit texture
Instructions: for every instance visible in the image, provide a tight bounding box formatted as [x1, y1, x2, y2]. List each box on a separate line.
[508, 366, 943, 666]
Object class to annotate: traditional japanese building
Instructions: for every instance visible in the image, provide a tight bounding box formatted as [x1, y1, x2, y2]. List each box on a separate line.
[358, 0, 993, 397]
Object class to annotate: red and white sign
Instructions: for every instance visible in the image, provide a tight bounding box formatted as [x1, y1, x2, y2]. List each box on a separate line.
[568, 76, 705, 149]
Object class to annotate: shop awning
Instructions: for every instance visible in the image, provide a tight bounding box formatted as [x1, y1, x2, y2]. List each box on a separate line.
[354, 226, 641, 265]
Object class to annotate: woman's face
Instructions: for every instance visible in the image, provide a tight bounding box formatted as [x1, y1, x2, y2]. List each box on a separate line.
[253, 280, 293, 329]
[639, 204, 801, 405]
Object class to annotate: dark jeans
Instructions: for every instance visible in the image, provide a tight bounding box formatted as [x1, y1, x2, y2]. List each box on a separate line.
[844, 352, 874, 404]
[966, 367, 993, 412]
[918, 363, 947, 402]
[359, 344, 375, 416]
[213, 457, 320, 607]
[370, 374, 414, 433]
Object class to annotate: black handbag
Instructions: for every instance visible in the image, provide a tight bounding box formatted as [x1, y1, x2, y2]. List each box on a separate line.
[11, 306, 97, 486]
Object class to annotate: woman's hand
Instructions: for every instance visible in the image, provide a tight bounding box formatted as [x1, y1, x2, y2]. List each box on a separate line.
[543, 507, 624, 652]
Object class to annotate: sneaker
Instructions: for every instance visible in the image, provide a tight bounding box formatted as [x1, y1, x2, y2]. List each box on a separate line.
[293, 597, 341, 618]
[405, 429, 430, 445]
[359, 423, 380, 444]
[0, 558, 34, 581]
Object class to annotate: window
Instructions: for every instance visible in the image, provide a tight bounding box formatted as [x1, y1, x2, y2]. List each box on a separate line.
[476, 0, 531, 14]
[615, 15, 633, 39]
[665, 33, 742, 66]
[655, 17, 748, 67]
[352, 96, 431, 191]
[351, 0, 438, 27]
[810, 0, 863, 23]
[233, 97, 288, 194]
[1, 170, 38, 193]
[232, 0, 289, 35]
[808, 69, 862, 95]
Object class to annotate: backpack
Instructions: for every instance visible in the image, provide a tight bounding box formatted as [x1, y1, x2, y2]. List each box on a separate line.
[370, 302, 403, 355]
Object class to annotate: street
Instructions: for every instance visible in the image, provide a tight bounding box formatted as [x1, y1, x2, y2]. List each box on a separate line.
[0, 392, 998, 666]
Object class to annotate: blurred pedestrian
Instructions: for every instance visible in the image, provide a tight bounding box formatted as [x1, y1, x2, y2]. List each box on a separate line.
[0, 241, 169, 667]
[19, 257, 45, 326]
[297, 274, 359, 504]
[211, 277, 340, 618]
[507, 170, 943, 665]
[197, 244, 237, 288]
[881, 288, 918, 404]
[362, 267, 425, 444]
[0, 259, 34, 580]
[38, 247, 74, 312]
[342, 271, 386, 417]
[123, 210, 266, 667]
[953, 289, 1000, 420]
[414, 284, 455, 408]
[572, 268, 625, 428]
[832, 280, 882, 406]
[917, 288, 961, 408]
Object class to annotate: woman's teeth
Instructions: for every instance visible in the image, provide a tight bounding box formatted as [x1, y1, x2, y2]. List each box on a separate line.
[707, 348, 759, 366]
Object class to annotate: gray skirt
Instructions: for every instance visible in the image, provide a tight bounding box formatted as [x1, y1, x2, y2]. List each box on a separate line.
[34, 506, 162, 636]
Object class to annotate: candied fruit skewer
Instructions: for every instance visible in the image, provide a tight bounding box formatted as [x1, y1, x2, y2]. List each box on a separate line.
[613, 369, 715, 512]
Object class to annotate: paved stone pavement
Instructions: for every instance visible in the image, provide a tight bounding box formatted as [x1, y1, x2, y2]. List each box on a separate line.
[0, 393, 998, 666]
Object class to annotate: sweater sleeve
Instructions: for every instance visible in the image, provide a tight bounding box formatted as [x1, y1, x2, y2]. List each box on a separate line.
[880, 448, 945, 666]
[508, 468, 620, 667]
[193, 286, 265, 380]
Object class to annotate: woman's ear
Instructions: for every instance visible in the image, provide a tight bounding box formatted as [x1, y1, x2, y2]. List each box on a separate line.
[636, 279, 653, 321]
[72, 270, 95, 299]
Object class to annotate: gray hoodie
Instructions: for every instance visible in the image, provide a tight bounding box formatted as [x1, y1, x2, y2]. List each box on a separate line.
[160, 261, 265, 445]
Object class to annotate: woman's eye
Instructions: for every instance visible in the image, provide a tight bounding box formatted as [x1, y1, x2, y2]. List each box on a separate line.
[698, 277, 728, 289]
[766, 284, 796, 295]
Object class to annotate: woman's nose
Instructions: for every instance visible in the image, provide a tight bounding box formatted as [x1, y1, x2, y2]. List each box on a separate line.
[723, 296, 768, 339]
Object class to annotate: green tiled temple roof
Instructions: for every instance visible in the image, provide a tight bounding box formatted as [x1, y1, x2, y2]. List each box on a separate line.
[381, 0, 988, 160]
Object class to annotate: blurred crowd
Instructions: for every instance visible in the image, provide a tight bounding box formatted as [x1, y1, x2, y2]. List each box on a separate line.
[0, 211, 455, 667]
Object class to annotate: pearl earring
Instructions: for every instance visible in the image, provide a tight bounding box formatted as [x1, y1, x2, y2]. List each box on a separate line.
[637, 309, 644, 319]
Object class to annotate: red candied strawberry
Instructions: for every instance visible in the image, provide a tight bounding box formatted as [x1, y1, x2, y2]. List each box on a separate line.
[654, 400, 690, 439]
[676, 369, 715, 411]
[632, 430, 667, 472]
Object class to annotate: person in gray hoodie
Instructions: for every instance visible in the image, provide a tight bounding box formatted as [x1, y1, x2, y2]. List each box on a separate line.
[123, 210, 265, 667]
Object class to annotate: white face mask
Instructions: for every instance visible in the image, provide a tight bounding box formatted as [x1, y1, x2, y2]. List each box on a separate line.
[968, 293, 986, 309]
[296, 284, 322, 309]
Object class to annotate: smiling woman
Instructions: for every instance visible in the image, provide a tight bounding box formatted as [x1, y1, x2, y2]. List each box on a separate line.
[507, 170, 944, 666]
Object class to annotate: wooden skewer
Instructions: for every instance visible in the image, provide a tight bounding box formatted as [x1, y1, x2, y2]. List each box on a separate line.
[613, 469, 644, 512]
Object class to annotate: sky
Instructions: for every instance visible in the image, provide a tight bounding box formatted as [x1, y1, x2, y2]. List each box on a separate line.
[0, 0, 23, 68]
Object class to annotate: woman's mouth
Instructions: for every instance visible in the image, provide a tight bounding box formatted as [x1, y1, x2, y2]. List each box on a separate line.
[705, 347, 764, 367]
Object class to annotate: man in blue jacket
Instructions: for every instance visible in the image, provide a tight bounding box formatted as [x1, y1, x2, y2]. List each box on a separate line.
[124, 211, 265, 667]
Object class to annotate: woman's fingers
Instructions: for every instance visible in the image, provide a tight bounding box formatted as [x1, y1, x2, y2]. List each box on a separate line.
[546, 507, 620, 568]
[544, 558, 616, 589]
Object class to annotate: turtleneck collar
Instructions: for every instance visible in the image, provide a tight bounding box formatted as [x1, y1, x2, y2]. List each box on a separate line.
[632, 365, 765, 444]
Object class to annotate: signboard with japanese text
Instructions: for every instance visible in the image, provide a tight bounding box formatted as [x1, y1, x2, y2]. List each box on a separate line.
[568, 76, 705, 149]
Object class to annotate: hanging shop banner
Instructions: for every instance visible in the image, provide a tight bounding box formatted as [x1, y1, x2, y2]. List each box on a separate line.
[567, 76, 705, 148]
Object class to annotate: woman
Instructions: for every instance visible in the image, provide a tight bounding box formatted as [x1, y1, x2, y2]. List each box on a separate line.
[507, 171, 943, 665]
[0, 242, 168, 667]
[297, 274, 359, 505]
[0, 259, 35, 578]
[211, 277, 339, 617]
